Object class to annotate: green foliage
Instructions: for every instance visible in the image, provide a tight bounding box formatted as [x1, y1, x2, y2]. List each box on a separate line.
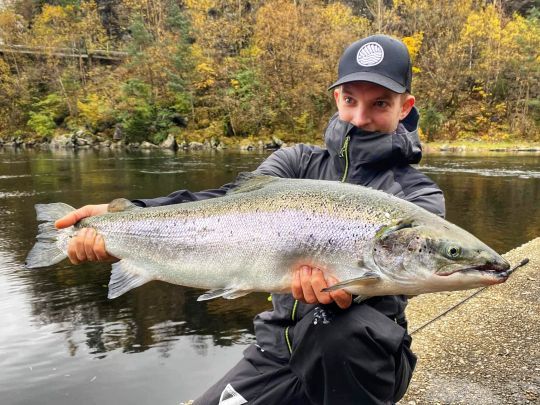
[420, 105, 445, 142]
[27, 93, 67, 138]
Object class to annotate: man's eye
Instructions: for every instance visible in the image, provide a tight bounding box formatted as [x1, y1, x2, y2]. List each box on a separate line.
[344, 97, 354, 104]
[375, 100, 388, 108]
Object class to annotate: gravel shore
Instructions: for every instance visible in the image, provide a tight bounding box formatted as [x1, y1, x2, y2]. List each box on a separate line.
[403, 237, 540, 404]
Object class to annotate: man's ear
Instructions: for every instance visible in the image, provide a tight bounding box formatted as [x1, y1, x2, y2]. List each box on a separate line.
[333, 87, 340, 105]
[399, 94, 415, 120]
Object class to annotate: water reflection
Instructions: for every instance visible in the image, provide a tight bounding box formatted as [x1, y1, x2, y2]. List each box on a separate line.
[0, 148, 539, 402]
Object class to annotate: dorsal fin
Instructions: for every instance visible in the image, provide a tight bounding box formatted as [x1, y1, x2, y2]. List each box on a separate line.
[227, 172, 279, 194]
[108, 198, 141, 213]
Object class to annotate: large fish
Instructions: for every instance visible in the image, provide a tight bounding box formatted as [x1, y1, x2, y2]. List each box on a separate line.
[26, 174, 513, 301]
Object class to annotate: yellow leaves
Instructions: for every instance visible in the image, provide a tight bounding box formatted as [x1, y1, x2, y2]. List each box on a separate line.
[77, 93, 113, 129]
[240, 45, 262, 59]
[31, 2, 108, 50]
[195, 63, 216, 90]
[322, 2, 369, 31]
[461, 5, 502, 44]
[402, 32, 423, 61]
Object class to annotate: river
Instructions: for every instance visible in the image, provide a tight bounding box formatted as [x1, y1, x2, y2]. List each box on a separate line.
[0, 148, 538, 404]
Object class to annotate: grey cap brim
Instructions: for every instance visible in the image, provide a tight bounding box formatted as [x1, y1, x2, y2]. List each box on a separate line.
[327, 72, 406, 93]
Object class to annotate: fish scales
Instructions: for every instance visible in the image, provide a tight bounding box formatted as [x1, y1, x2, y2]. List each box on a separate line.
[26, 174, 512, 301]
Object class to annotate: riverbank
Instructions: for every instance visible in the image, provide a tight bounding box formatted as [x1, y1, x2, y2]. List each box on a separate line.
[1, 132, 539, 153]
[403, 237, 540, 404]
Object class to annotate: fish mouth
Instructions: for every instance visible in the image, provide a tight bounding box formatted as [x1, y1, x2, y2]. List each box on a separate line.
[437, 260, 511, 278]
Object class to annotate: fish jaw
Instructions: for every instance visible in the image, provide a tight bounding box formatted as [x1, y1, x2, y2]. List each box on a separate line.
[433, 256, 511, 289]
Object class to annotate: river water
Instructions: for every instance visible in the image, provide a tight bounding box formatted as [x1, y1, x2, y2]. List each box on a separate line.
[0, 148, 538, 404]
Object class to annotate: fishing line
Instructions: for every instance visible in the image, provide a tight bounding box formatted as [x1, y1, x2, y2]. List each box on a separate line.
[410, 258, 529, 335]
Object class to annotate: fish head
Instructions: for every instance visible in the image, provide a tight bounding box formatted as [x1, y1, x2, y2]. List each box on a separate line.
[372, 218, 511, 293]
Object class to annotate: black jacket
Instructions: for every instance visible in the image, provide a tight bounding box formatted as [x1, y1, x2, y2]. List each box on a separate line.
[135, 107, 445, 361]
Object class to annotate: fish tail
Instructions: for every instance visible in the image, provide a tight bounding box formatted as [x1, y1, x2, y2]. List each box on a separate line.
[25, 203, 76, 268]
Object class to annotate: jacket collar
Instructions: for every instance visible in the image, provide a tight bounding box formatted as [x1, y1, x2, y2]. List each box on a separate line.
[324, 107, 422, 182]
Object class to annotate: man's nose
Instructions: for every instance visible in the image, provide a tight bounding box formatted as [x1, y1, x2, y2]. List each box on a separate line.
[350, 108, 371, 128]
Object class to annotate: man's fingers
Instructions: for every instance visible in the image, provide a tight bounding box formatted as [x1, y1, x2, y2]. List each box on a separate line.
[300, 266, 317, 304]
[74, 228, 89, 262]
[291, 268, 303, 301]
[66, 237, 80, 265]
[311, 268, 333, 305]
[94, 234, 116, 262]
[83, 228, 98, 262]
[328, 276, 352, 309]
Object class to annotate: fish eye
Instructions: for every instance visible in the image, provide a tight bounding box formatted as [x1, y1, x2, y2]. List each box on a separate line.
[446, 245, 461, 259]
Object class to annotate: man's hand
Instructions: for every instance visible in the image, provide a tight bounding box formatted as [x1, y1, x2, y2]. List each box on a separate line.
[292, 266, 352, 309]
[54, 204, 118, 265]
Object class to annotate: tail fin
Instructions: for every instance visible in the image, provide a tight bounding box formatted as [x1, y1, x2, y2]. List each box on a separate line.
[25, 203, 76, 269]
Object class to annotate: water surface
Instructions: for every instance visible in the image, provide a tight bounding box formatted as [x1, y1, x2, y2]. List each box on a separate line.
[0, 148, 538, 404]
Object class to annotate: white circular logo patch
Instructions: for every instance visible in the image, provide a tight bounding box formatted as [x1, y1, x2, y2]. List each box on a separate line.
[356, 42, 384, 67]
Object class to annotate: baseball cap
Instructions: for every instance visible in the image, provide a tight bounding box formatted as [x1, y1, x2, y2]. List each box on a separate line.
[328, 34, 412, 93]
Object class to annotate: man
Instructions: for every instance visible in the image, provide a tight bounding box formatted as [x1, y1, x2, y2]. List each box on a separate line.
[57, 35, 444, 404]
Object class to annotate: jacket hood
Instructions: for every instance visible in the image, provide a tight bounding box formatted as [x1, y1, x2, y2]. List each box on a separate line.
[324, 107, 422, 175]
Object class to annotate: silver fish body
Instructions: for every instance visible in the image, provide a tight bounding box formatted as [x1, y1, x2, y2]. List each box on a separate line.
[26, 174, 511, 301]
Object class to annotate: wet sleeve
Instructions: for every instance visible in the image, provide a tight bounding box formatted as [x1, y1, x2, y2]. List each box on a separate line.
[132, 183, 235, 207]
[254, 146, 304, 178]
[406, 187, 446, 218]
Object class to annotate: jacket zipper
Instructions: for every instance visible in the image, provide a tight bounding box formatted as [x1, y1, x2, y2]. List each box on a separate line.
[339, 134, 351, 182]
[284, 300, 299, 354]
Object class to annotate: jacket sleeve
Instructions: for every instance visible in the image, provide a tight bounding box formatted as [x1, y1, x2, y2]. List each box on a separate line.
[405, 187, 446, 218]
[133, 146, 305, 208]
[132, 183, 235, 207]
[254, 146, 305, 178]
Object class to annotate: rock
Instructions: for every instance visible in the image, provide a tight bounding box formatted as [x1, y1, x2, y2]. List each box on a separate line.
[209, 137, 220, 148]
[75, 137, 88, 146]
[159, 134, 177, 150]
[439, 144, 450, 151]
[50, 135, 73, 148]
[240, 143, 255, 151]
[189, 141, 204, 150]
[179, 140, 189, 149]
[113, 125, 123, 141]
[272, 136, 284, 147]
[128, 142, 140, 149]
[140, 141, 158, 149]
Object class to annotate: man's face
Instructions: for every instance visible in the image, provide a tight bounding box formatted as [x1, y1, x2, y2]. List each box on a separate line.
[334, 82, 415, 133]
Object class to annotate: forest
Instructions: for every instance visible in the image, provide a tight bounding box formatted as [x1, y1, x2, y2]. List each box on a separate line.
[0, 0, 539, 146]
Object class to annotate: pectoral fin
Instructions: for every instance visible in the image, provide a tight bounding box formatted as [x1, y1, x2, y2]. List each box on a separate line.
[108, 260, 152, 299]
[321, 272, 380, 293]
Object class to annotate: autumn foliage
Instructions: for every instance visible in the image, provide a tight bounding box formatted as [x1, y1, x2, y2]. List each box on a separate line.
[0, 0, 538, 143]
